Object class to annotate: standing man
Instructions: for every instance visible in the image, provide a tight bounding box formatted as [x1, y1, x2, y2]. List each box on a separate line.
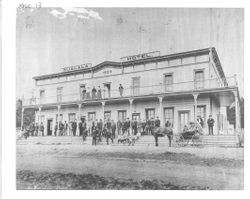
[39, 122, 44, 136]
[64, 121, 68, 136]
[111, 120, 116, 143]
[117, 120, 122, 135]
[125, 118, 131, 135]
[78, 120, 83, 136]
[207, 115, 215, 135]
[155, 116, 161, 128]
[97, 86, 102, 99]
[119, 84, 124, 97]
[82, 85, 87, 100]
[59, 121, 64, 136]
[72, 119, 77, 136]
[97, 119, 103, 141]
[34, 123, 39, 136]
[92, 86, 97, 99]
[141, 119, 146, 135]
[149, 117, 155, 135]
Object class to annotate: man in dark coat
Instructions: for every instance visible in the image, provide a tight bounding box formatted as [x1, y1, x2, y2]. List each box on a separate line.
[78, 121, 83, 136]
[111, 120, 116, 143]
[72, 119, 77, 136]
[155, 116, 161, 128]
[117, 120, 122, 135]
[207, 115, 215, 135]
[39, 122, 44, 136]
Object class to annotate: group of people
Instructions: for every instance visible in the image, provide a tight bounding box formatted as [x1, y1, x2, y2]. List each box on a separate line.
[81, 84, 125, 100]
[54, 120, 78, 136]
[24, 122, 44, 137]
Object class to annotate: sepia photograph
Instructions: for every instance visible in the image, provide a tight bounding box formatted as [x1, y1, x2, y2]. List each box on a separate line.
[15, 7, 244, 190]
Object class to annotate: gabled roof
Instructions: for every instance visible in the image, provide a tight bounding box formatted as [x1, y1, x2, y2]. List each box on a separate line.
[33, 47, 223, 81]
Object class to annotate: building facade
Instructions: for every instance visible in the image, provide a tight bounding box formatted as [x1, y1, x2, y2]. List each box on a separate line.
[22, 47, 241, 136]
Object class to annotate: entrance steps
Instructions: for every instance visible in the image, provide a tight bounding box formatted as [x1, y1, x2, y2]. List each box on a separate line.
[17, 135, 239, 147]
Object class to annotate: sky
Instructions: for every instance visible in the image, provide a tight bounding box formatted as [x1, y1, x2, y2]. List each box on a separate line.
[16, 8, 244, 99]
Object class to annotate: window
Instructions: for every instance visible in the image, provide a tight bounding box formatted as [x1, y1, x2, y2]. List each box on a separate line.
[164, 108, 174, 126]
[194, 70, 204, 89]
[40, 90, 45, 99]
[88, 112, 96, 121]
[132, 77, 140, 96]
[146, 108, 155, 120]
[118, 110, 127, 122]
[164, 74, 173, 91]
[56, 114, 63, 122]
[57, 87, 63, 102]
[68, 113, 76, 123]
[104, 111, 111, 121]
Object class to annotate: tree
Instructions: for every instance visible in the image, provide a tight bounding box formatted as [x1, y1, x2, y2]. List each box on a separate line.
[16, 99, 35, 128]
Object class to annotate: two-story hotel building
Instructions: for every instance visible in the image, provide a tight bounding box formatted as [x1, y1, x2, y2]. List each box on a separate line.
[22, 47, 241, 136]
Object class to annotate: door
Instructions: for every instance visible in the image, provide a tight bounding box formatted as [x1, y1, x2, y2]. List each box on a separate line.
[103, 83, 111, 98]
[132, 77, 140, 96]
[47, 119, 53, 136]
[179, 111, 190, 132]
[118, 110, 127, 122]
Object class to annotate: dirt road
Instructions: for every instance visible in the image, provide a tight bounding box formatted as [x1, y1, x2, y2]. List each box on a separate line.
[16, 144, 244, 190]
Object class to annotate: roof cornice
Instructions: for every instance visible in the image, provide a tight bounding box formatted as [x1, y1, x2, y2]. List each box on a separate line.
[33, 47, 211, 81]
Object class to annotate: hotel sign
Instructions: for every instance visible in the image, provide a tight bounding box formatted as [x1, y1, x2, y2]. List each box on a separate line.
[62, 63, 92, 72]
[120, 51, 160, 62]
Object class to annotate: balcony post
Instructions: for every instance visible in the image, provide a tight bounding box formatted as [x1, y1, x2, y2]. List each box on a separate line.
[21, 107, 25, 130]
[193, 93, 199, 121]
[158, 96, 163, 126]
[129, 99, 133, 135]
[233, 90, 240, 131]
[102, 101, 105, 122]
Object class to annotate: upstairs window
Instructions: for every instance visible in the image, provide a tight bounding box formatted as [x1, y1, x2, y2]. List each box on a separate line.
[194, 70, 204, 89]
[39, 90, 45, 103]
[164, 74, 173, 92]
[57, 87, 63, 102]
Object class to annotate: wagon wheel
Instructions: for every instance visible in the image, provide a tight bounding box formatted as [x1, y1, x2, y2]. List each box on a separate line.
[174, 135, 185, 147]
[191, 134, 202, 146]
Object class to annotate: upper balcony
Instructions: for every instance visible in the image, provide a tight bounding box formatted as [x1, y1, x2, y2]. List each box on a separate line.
[23, 76, 238, 107]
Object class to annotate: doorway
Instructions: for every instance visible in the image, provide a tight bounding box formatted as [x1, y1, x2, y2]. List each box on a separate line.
[47, 119, 53, 136]
[179, 111, 190, 132]
[103, 83, 111, 98]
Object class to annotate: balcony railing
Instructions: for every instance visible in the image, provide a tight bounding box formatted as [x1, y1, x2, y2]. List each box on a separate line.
[23, 76, 237, 106]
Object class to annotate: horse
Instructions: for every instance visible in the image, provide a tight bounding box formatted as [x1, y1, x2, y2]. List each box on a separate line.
[152, 126, 173, 147]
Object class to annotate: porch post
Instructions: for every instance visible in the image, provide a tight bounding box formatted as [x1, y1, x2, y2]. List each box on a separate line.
[102, 101, 105, 122]
[129, 99, 133, 134]
[57, 105, 61, 122]
[77, 104, 81, 136]
[21, 107, 25, 130]
[158, 96, 163, 126]
[193, 93, 199, 121]
[233, 90, 240, 131]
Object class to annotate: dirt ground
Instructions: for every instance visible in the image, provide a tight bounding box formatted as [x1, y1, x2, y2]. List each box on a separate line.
[16, 143, 244, 190]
